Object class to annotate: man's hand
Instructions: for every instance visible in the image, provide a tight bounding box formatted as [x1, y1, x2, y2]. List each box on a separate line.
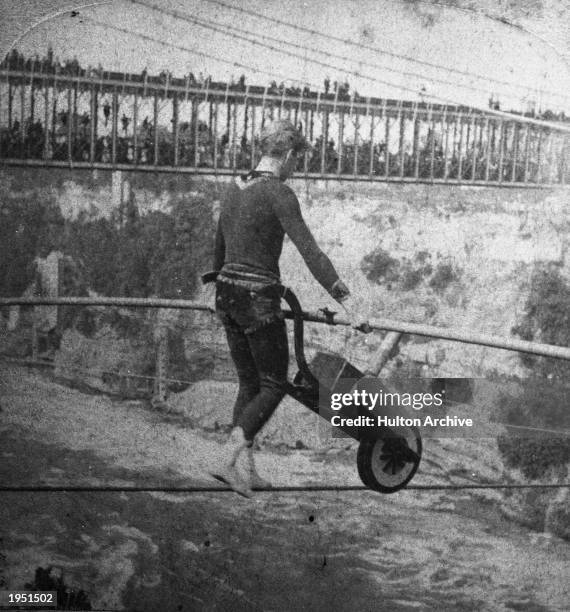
[340, 295, 372, 333]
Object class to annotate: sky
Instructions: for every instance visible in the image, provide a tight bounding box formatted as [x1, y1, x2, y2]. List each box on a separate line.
[1, 0, 570, 113]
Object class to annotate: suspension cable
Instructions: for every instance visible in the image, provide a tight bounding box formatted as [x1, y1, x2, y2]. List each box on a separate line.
[81, 16, 322, 93]
[197, 0, 570, 107]
[131, 0, 570, 107]
[76, 13, 570, 132]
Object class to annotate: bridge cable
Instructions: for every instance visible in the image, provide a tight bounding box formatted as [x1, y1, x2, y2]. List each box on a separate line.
[194, 0, 570, 107]
[82, 16, 322, 93]
[89, 8, 570, 132]
[131, 0, 570, 107]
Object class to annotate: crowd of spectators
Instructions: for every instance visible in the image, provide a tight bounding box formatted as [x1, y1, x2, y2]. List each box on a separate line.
[1, 109, 556, 182]
[1, 49, 566, 182]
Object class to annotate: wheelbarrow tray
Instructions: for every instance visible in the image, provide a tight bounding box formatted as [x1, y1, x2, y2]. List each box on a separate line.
[283, 351, 422, 493]
[285, 350, 419, 444]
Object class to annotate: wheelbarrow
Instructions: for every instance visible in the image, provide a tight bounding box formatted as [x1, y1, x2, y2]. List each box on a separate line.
[281, 288, 422, 494]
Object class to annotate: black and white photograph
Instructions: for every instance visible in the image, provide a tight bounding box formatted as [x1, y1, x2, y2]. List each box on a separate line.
[0, 1, 569, 610]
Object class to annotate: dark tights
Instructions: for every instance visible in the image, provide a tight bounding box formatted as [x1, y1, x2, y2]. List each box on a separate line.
[224, 319, 288, 441]
[215, 280, 289, 441]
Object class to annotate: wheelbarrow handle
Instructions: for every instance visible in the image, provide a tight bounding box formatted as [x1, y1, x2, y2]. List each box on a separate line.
[281, 287, 320, 390]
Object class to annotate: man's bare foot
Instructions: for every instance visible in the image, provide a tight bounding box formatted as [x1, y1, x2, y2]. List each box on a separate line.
[247, 446, 272, 489]
[211, 465, 253, 498]
[208, 427, 253, 498]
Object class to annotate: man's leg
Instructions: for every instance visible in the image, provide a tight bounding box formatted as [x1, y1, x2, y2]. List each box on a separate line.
[208, 323, 259, 497]
[236, 318, 288, 440]
[223, 325, 260, 427]
[223, 325, 274, 487]
[234, 319, 288, 488]
[211, 283, 287, 495]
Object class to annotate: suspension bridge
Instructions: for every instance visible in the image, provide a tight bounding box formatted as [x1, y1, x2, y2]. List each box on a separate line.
[1, 59, 569, 185]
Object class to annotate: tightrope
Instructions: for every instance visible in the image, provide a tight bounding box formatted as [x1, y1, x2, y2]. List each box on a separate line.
[0, 483, 568, 493]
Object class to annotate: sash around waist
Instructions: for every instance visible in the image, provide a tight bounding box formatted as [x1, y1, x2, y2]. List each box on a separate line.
[218, 263, 281, 290]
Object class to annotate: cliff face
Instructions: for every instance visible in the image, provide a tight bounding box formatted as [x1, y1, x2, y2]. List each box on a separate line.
[3, 167, 569, 379]
[2, 168, 569, 540]
[283, 179, 569, 378]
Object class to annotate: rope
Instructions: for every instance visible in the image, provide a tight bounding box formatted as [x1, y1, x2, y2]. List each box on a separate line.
[132, 0, 570, 107]
[197, 0, 570, 107]
[81, 15, 570, 133]
[3, 357, 569, 438]
[5, 2, 113, 59]
[442, 398, 570, 437]
[1, 483, 568, 493]
[0, 355, 200, 389]
[83, 17, 320, 96]
[502, 423, 570, 436]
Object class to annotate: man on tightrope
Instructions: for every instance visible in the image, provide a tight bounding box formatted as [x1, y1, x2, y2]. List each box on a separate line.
[202, 119, 368, 497]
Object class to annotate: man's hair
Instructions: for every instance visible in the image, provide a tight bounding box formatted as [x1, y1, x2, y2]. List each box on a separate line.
[259, 119, 309, 157]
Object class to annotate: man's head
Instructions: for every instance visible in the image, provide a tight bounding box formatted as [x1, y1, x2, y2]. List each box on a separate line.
[259, 119, 309, 157]
[259, 119, 309, 180]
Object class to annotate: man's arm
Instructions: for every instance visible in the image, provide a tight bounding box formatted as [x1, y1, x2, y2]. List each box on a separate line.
[274, 186, 370, 330]
[273, 186, 348, 299]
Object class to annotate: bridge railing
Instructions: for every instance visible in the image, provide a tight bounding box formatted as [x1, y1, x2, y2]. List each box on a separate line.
[1, 67, 569, 186]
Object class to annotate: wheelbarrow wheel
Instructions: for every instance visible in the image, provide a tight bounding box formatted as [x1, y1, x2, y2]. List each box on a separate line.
[357, 427, 422, 494]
